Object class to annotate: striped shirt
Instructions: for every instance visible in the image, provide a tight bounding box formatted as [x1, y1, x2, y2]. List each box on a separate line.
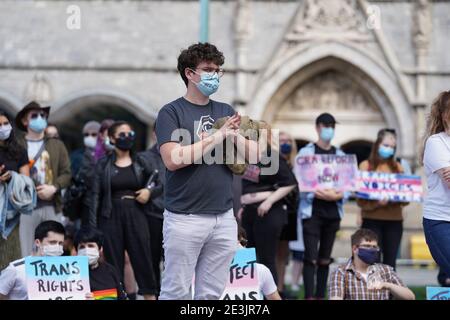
[328, 259, 404, 300]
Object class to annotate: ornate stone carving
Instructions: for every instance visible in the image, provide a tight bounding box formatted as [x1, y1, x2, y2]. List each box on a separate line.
[24, 73, 53, 104]
[286, 0, 370, 42]
[413, 0, 432, 51]
[234, 0, 251, 43]
[288, 71, 377, 112]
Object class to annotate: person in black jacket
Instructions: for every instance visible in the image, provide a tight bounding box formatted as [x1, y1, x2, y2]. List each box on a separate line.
[89, 120, 157, 300]
[240, 124, 297, 285]
[139, 130, 165, 295]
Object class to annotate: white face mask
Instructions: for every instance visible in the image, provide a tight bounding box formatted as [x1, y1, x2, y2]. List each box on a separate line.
[78, 247, 100, 266]
[84, 136, 97, 149]
[42, 244, 64, 257]
[0, 124, 12, 141]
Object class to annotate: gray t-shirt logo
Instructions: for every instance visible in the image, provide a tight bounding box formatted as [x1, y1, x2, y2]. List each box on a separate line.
[196, 115, 215, 138]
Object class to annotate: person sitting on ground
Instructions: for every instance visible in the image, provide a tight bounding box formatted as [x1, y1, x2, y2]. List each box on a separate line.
[328, 228, 415, 300]
[0, 221, 66, 300]
[237, 225, 282, 300]
[75, 226, 127, 300]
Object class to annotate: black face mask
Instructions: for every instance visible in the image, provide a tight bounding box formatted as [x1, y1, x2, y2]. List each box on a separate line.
[115, 136, 135, 151]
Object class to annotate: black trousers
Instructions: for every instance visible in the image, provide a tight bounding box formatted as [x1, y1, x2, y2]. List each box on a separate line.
[303, 213, 340, 299]
[242, 201, 287, 285]
[99, 198, 157, 295]
[362, 219, 403, 270]
[147, 214, 164, 294]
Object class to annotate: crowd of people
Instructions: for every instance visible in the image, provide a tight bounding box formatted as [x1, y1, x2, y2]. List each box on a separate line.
[0, 42, 449, 300]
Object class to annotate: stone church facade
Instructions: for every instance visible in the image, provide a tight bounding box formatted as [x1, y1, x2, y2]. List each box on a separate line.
[1, 0, 448, 258]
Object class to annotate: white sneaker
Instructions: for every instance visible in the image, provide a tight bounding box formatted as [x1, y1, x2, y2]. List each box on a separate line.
[291, 284, 300, 292]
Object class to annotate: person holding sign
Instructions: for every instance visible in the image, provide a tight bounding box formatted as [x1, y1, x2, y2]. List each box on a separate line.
[75, 227, 127, 300]
[422, 90, 450, 277]
[356, 128, 409, 270]
[298, 113, 348, 300]
[231, 225, 281, 300]
[328, 229, 415, 300]
[0, 220, 65, 300]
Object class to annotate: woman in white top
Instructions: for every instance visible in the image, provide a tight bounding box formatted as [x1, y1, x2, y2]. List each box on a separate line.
[422, 90, 450, 276]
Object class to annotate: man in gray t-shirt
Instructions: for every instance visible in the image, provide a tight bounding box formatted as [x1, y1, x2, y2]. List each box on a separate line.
[155, 43, 259, 300]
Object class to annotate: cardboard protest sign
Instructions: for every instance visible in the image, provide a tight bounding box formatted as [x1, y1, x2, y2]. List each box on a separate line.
[294, 154, 358, 192]
[26, 256, 90, 300]
[426, 287, 450, 300]
[356, 171, 423, 203]
[220, 248, 262, 300]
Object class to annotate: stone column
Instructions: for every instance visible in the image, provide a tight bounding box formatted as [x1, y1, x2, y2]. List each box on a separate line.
[412, 0, 432, 104]
[234, 0, 251, 114]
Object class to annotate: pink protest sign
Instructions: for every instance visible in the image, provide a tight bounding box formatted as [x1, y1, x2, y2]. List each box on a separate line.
[356, 171, 423, 203]
[294, 154, 358, 192]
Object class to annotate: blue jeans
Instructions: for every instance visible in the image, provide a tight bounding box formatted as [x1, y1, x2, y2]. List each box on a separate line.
[423, 218, 450, 276]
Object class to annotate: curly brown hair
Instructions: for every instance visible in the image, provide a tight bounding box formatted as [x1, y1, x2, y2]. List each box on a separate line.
[421, 91, 450, 163]
[177, 42, 225, 87]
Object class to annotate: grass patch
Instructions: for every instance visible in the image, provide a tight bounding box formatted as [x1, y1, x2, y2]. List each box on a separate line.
[285, 285, 427, 300]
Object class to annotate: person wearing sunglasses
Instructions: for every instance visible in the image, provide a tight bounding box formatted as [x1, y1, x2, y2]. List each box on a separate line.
[88, 120, 157, 300]
[15, 101, 71, 258]
[328, 228, 414, 300]
[356, 128, 409, 270]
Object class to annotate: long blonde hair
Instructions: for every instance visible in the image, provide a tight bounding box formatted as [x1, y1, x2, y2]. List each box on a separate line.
[421, 91, 450, 163]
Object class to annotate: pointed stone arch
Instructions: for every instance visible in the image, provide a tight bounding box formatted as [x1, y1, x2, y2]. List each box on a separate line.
[246, 42, 414, 159]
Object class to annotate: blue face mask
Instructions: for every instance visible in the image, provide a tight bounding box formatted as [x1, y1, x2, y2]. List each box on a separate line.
[280, 143, 292, 155]
[357, 247, 380, 265]
[194, 71, 220, 97]
[29, 116, 48, 133]
[378, 145, 395, 159]
[320, 127, 334, 142]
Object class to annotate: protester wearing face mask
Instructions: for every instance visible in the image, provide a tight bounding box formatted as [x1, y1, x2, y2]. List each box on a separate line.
[328, 228, 414, 300]
[274, 132, 301, 298]
[89, 121, 157, 300]
[75, 227, 127, 300]
[15, 101, 71, 258]
[70, 121, 101, 178]
[0, 111, 31, 270]
[0, 221, 65, 300]
[94, 119, 115, 162]
[63, 121, 102, 226]
[297, 113, 349, 300]
[156, 43, 259, 300]
[356, 128, 409, 270]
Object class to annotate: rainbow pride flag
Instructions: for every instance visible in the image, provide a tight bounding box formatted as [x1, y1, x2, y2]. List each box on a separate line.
[93, 289, 118, 300]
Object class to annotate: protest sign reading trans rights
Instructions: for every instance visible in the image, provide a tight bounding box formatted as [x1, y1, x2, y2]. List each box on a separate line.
[25, 256, 90, 300]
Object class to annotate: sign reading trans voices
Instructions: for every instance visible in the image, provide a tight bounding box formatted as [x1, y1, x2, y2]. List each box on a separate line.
[25, 256, 90, 300]
[294, 154, 358, 192]
[356, 171, 423, 203]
